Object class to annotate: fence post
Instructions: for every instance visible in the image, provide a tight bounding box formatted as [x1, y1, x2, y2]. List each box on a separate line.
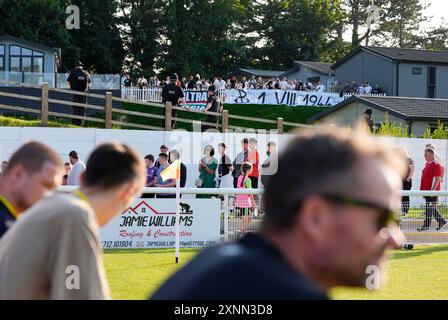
[165, 102, 172, 131]
[41, 82, 49, 127]
[224, 194, 229, 241]
[277, 117, 284, 134]
[105, 92, 113, 129]
[222, 110, 229, 132]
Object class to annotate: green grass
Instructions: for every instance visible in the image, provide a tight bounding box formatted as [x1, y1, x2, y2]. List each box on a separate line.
[0, 114, 78, 128]
[0, 113, 122, 129]
[103, 248, 200, 300]
[103, 245, 448, 300]
[121, 102, 325, 132]
[331, 245, 448, 300]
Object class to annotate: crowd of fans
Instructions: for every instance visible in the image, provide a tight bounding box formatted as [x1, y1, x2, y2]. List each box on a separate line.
[123, 73, 384, 95]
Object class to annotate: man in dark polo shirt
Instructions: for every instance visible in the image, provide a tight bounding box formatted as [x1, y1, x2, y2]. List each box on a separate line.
[418, 148, 447, 231]
[67, 61, 91, 126]
[151, 128, 406, 300]
[161, 73, 186, 129]
[201, 85, 220, 132]
[0, 142, 62, 238]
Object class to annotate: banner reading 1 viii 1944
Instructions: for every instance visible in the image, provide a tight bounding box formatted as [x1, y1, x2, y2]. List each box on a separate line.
[100, 198, 221, 249]
[224, 89, 344, 107]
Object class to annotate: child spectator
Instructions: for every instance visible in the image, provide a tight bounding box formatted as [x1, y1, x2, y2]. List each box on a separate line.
[235, 162, 257, 236]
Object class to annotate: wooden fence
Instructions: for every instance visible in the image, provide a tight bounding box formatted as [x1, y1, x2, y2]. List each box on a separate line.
[0, 80, 310, 133]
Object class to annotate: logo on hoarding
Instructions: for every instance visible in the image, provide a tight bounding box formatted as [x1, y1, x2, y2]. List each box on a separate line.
[122, 201, 194, 215]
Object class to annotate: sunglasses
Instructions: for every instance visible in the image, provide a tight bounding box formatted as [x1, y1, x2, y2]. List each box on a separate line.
[320, 193, 397, 230]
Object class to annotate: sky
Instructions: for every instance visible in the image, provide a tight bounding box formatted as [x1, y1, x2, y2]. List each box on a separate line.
[423, 0, 446, 27]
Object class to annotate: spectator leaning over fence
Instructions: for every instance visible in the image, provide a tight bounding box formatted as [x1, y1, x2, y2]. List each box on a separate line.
[279, 77, 288, 90]
[161, 73, 186, 129]
[418, 148, 447, 232]
[233, 138, 249, 188]
[314, 81, 325, 92]
[256, 77, 264, 89]
[196, 145, 217, 199]
[151, 127, 406, 300]
[393, 148, 414, 215]
[365, 82, 373, 94]
[235, 162, 258, 236]
[142, 154, 158, 199]
[123, 75, 132, 88]
[0, 143, 145, 299]
[187, 75, 195, 89]
[0, 142, 62, 239]
[67, 151, 86, 186]
[372, 84, 383, 94]
[67, 61, 91, 127]
[169, 150, 187, 188]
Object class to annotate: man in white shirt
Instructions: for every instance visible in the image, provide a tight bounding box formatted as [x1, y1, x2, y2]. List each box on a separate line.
[358, 83, 366, 95]
[67, 150, 86, 186]
[315, 82, 326, 92]
[365, 82, 372, 94]
[279, 77, 288, 90]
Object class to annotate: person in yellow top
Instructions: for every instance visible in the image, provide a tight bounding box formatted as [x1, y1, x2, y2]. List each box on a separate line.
[0, 142, 62, 238]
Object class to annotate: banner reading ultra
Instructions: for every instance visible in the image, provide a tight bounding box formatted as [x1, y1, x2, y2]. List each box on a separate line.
[100, 198, 221, 249]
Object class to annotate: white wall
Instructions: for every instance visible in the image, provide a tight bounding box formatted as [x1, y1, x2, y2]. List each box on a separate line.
[0, 127, 290, 189]
[0, 127, 445, 194]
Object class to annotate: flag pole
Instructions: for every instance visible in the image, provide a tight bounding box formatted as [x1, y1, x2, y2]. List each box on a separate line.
[175, 173, 180, 264]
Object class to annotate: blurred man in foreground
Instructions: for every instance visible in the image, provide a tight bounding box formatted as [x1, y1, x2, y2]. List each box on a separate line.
[151, 127, 406, 300]
[0, 143, 145, 299]
[0, 142, 62, 238]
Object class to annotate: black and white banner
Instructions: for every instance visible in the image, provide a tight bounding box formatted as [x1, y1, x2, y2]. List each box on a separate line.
[224, 89, 344, 107]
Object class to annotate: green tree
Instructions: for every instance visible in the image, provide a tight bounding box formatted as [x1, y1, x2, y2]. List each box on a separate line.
[118, 0, 165, 77]
[159, 0, 254, 78]
[375, 0, 428, 48]
[254, 0, 344, 70]
[67, 0, 125, 73]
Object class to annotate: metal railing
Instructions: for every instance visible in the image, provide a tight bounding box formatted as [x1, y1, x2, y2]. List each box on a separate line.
[57, 187, 448, 245]
[121, 86, 386, 106]
[0, 80, 306, 132]
[0, 71, 121, 90]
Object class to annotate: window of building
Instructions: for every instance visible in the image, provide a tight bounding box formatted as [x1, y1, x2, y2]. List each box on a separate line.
[9, 45, 45, 73]
[0, 45, 4, 72]
[412, 67, 422, 75]
[427, 67, 436, 98]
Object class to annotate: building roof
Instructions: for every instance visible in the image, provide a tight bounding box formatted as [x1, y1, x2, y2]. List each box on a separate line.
[238, 68, 285, 78]
[0, 34, 60, 54]
[294, 61, 334, 75]
[332, 46, 448, 69]
[308, 95, 448, 123]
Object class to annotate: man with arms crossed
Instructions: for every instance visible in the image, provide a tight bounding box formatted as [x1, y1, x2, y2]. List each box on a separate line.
[0, 143, 145, 299]
[0, 142, 62, 238]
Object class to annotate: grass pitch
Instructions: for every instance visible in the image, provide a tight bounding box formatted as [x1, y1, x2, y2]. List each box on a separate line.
[103, 245, 448, 300]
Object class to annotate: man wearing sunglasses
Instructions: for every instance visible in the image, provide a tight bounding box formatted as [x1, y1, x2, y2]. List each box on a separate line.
[152, 128, 406, 300]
